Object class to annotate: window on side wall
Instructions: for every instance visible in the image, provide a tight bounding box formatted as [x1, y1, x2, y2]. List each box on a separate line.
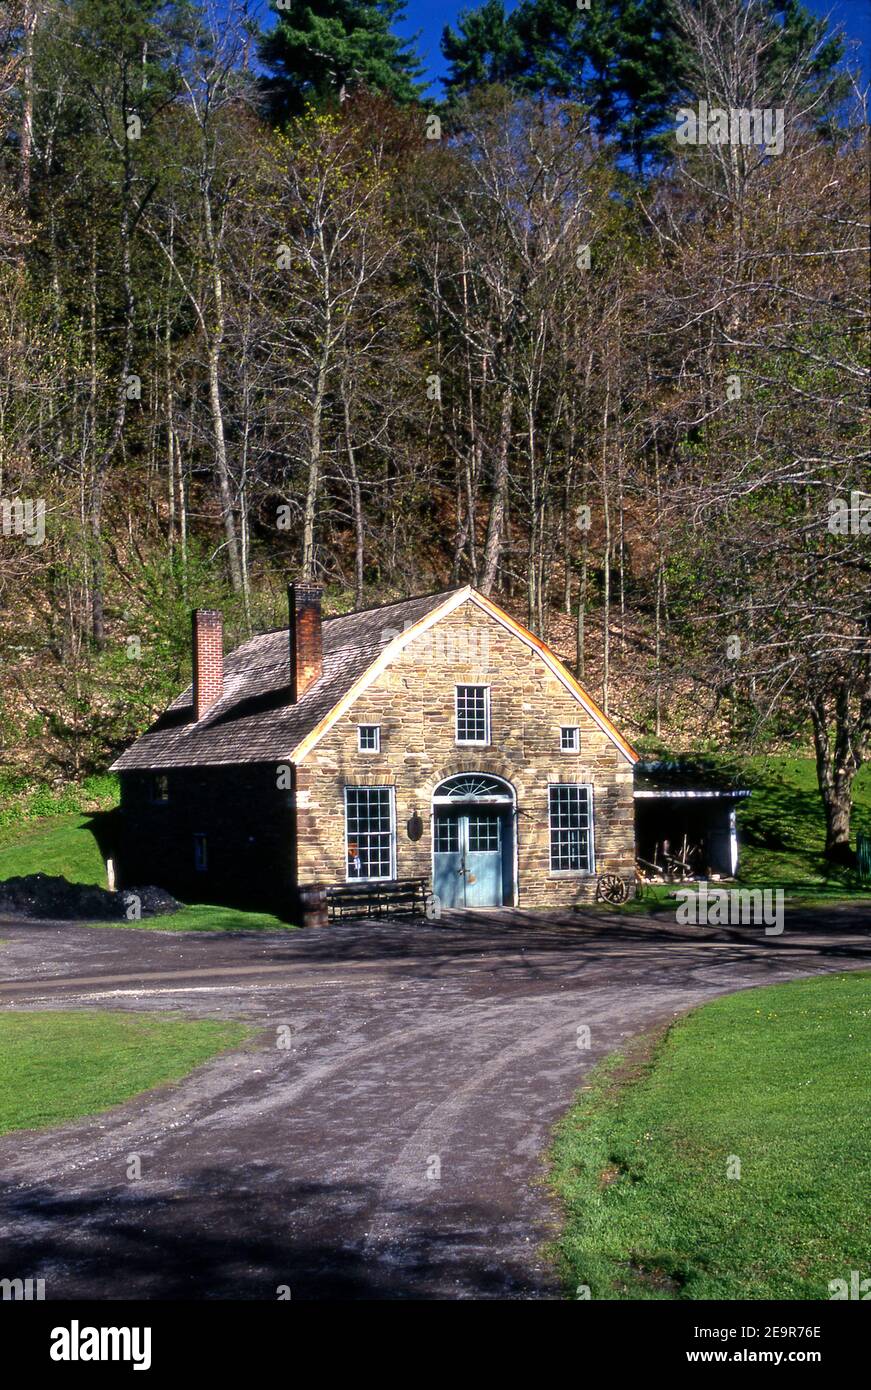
[560, 726, 580, 752]
[344, 786, 395, 881]
[193, 833, 208, 872]
[548, 785, 593, 873]
[358, 725, 380, 753]
[455, 685, 490, 745]
[150, 773, 169, 804]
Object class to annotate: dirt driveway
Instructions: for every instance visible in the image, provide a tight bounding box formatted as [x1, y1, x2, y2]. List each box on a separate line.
[1, 905, 869, 1300]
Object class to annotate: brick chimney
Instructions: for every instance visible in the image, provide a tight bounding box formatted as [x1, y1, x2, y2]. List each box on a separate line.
[191, 609, 224, 721]
[289, 583, 323, 701]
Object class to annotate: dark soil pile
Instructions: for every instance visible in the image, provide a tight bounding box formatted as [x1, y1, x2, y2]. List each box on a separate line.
[0, 874, 179, 921]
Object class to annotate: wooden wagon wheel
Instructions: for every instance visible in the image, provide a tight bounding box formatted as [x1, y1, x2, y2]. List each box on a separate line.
[596, 873, 629, 905]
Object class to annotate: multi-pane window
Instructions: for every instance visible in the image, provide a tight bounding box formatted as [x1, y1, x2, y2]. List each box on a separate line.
[467, 813, 500, 852]
[345, 787, 394, 880]
[434, 815, 459, 853]
[560, 726, 580, 753]
[193, 833, 208, 872]
[548, 785, 593, 873]
[358, 725, 380, 753]
[455, 685, 490, 744]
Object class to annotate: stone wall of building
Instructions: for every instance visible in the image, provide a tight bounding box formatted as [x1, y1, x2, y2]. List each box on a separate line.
[294, 600, 635, 906]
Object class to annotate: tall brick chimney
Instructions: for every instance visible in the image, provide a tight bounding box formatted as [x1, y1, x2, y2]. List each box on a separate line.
[289, 583, 323, 701]
[191, 609, 224, 721]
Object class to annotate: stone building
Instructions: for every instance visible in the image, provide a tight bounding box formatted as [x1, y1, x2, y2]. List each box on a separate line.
[112, 585, 638, 916]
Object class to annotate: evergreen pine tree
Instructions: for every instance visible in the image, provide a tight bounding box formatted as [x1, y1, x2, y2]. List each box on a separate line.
[260, 0, 425, 118]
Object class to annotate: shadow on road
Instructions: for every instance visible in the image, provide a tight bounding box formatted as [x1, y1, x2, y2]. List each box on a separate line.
[0, 1172, 554, 1300]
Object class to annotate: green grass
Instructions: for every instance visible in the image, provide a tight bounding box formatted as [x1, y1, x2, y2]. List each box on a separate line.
[0, 1010, 252, 1134]
[3, 756, 869, 926]
[0, 812, 110, 887]
[96, 903, 297, 933]
[550, 972, 871, 1300]
[737, 756, 871, 898]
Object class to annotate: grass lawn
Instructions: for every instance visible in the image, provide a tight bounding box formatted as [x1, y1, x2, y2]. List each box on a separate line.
[0, 812, 109, 887]
[737, 756, 871, 899]
[550, 972, 871, 1300]
[0, 1010, 252, 1134]
[94, 903, 297, 933]
[3, 757, 869, 926]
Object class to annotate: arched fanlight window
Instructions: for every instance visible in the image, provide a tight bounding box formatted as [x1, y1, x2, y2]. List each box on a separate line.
[432, 774, 514, 803]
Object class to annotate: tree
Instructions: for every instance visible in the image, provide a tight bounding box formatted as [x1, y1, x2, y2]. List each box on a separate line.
[441, 0, 525, 92]
[25, 0, 186, 643]
[443, 0, 850, 171]
[638, 0, 868, 854]
[578, 0, 685, 172]
[259, 0, 424, 119]
[145, 0, 260, 604]
[239, 109, 420, 581]
[442, 0, 581, 100]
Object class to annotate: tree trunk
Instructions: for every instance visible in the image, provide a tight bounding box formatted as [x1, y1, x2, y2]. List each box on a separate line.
[480, 384, 512, 596]
[343, 393, 364, 607]
[600, 380, 612, 716]
[201, 172, 243, 592]
[302, 348, 329, 581]
[207, 340, 242, 592]
[653, 426, 663, 738]
[810, 695, 857, 863]
[20, 0, 37, 204]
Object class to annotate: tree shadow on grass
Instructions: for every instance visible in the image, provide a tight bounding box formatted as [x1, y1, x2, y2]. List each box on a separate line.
[79, 809, 122, 874]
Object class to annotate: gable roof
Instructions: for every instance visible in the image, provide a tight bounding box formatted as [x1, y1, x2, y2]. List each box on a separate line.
[111, 586, 638, 771]
[111, 589, 459, 771]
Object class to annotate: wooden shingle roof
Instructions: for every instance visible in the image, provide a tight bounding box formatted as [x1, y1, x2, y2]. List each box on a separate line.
[111, 589, 462, 771]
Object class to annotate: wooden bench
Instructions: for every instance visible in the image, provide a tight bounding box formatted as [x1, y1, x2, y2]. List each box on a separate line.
[325, 877, 432, 922]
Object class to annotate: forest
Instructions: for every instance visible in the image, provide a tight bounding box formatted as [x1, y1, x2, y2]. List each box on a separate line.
[0, 0, 867, 855]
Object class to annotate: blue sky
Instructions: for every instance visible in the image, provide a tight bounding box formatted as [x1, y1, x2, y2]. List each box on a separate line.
[393, 0, 870, 97]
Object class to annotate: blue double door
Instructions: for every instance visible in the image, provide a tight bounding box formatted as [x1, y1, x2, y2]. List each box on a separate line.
[433, 808, 508, 908]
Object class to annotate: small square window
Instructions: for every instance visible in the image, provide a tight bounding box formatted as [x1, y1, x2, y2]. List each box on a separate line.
[193, 833, 208, 872]
[560, 727, 580, 752]
[151, 773, 170, 803]
[358, 725, 380, 752]
[455, 685, 490, 744]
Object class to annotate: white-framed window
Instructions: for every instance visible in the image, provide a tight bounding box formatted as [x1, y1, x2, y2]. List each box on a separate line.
[150, 773, 170, 804]
[193, 833, 208, 872]
[548, 785, 594, 874]
[455, 685, 490, 744]
[344, 786, 395, 881]
[357, 724, 381, 753]
[560, 726, 580, 753]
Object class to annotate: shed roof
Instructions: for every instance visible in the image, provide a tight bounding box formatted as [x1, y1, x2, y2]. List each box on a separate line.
[633, 759, 750, 798]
